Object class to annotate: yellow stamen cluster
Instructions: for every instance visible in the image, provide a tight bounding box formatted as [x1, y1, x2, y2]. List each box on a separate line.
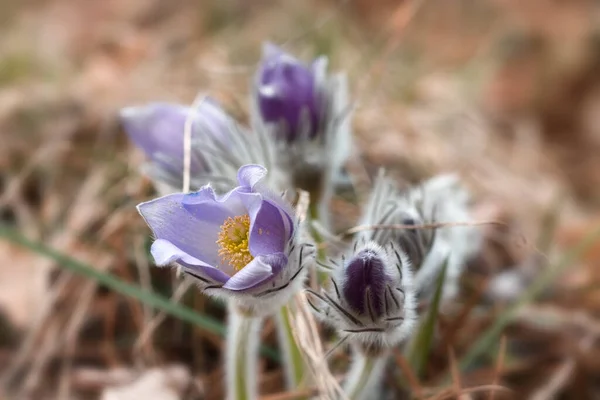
[216, 214, 253, 272]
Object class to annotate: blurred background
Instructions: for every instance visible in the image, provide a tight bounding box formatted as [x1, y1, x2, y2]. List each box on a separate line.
[1, 0, 600, 398]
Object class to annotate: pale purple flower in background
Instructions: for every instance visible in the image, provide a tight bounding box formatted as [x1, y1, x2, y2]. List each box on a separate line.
[120, 99, 232, 191]
[137, 164, 314, 313]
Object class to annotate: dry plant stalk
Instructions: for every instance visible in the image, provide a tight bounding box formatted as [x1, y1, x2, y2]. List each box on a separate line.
[287, 291, 346, 400]
[284, 190, 342, 398]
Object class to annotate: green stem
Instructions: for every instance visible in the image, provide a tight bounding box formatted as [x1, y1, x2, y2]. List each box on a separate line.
[308, 202, 326, 262]
[227, 307, 262, 400]
[344, 349, 389, 400]
[276, 305, 305, 389]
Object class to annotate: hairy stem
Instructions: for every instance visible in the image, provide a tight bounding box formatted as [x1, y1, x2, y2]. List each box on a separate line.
[227, 307, 262, 400]
[344, 349, 389, 400]
[308, 201, 327, 260]
[275, 305, 305, 389]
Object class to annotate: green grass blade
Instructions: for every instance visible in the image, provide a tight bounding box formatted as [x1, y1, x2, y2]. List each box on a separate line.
[406, 258, 448, 377]
[459, 225, 600, 371]
[0, 224, 280, 362]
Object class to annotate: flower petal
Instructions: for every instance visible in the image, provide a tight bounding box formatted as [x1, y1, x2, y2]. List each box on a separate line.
[151, 239, 232, 282]
[257, 192, 295, 238]
[193, 97, 233, 147]
[223, 253, 288, 291]
[256, 44, 320, 141]
[239, 191, 291, 255]
[181, 185, 246, 224]
[262, 42, 284, 60]
[120, 103, 202, 173]
[236, 164, 268, 190]
[343, 249, 391, 317]
[137, 189, 237, 267]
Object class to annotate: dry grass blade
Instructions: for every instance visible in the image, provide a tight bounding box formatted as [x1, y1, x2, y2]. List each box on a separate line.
[0, 225, 285, 357]
[259, 387, 320, 400]
[56, 279, 102, 399]
[516, 306, 600, 336]
[448, 347, 462, 398]
[182, 94, 208, 194]
[488, 336, 506, 400]
[459, 225, 600, 371]
[288, 292, 346, 400]
[134, 279, 194, 352]
[0, 272, 71, 387]
[393, 348, 424, 398]
[429, 384, 511, 400]
[321, 220, 511, 250]
[529, 332, 597, 400]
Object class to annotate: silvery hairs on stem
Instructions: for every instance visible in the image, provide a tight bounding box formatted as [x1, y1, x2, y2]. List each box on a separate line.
[390, 174, 482, 300]
[251, 43, 353, 215]
[137, 165, 315, 316]
[355, 171, 481, 301]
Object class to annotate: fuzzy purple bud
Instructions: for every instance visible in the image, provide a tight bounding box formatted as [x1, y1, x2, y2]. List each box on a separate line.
[307, 241, 416, 348]
[343, 250, 391, 318]
[257, 44, 321, 142]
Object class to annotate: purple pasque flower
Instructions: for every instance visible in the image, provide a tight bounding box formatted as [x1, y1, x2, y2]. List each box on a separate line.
[120, 98, 231, 183]
[256, 43, 323, 142]
[307, 241, 416, 348]
[252, 43, 353, 215]
[342, 249, 391, 319]
[137, 164, 314, 311]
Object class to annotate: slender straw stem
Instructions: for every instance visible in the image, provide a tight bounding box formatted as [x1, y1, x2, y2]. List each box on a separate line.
[344, 349, 389, 400]
[227, 306, 262, 400]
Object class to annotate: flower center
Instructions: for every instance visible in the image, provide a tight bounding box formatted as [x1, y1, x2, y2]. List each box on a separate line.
[216, 214, 253, 272]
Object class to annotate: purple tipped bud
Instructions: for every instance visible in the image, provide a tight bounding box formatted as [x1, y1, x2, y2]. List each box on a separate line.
[307, 241, 416, 348]
[120, 99, 230, 175]
[343, 250, 391, 318]
[257, 44, 321, 142]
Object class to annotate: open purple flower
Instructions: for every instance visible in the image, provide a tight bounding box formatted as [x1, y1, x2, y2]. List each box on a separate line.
[137, 164, 313, 308]
[120, 99, 231, 182]
[257, 43, 322, 142]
